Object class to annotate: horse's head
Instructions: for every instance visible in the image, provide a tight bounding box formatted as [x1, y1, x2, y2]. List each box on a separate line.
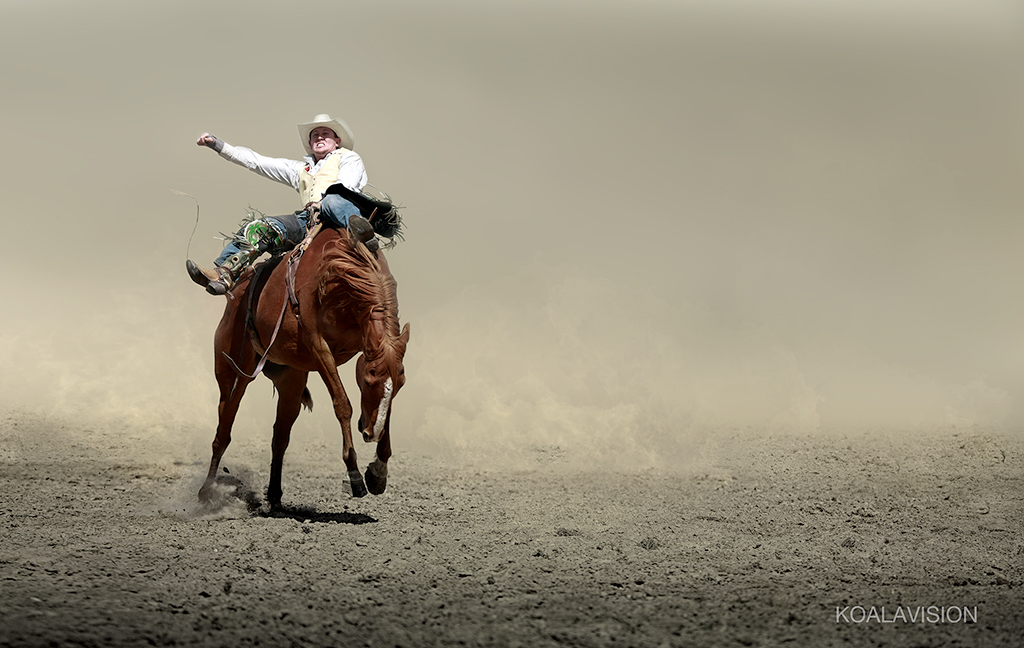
[356, 322, 410, 443]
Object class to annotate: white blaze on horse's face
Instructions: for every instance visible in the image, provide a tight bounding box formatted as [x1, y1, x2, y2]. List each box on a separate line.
[357, 355, 405, 444]
[369, 377, 393, 442]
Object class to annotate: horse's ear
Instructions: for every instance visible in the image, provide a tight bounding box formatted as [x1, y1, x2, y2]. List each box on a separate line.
[400, 323, 411, 345]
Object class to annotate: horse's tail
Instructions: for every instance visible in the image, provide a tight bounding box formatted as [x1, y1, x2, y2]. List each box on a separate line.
[264, 362, 314, 412]
[268, 383, 314, 412]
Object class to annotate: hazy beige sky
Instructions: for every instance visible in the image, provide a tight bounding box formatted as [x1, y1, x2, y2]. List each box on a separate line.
[1, 0, 1022, 466]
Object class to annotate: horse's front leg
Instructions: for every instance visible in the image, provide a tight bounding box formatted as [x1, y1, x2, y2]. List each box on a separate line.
[310, 340, 367, 498]
[364, 410, 392, 495]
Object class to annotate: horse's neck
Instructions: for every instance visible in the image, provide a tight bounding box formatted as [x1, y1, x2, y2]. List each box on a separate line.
[362, 309, 396, 357]
[312, 230, 393, 318]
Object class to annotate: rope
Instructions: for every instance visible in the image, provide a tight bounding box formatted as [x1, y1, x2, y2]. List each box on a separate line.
[169, 188, 201, 261]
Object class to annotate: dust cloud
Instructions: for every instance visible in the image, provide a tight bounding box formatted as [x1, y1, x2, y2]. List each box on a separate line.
[1, 0, 1022, 471]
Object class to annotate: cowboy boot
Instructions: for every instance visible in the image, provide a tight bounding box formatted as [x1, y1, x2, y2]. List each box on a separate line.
[347, 214, 379, 253]
[207, 245, 265, 295]
[186, 260, 230, 292]
[186, 244, 261, 296]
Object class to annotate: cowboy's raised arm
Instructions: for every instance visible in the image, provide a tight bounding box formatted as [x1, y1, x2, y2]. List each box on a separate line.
[195, 132, 300, 190]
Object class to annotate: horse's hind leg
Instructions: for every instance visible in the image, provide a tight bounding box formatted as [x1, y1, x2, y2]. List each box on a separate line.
[199, 365, 253, 502]
[265, 365, 310, 510]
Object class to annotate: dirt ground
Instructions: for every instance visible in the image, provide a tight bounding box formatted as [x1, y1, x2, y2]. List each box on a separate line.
[1, 410, 1021, 648]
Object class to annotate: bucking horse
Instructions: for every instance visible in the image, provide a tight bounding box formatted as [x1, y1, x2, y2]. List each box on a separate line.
[197, 200, 410, 509]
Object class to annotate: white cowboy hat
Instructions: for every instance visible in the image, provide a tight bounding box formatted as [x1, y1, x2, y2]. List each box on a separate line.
[297, 113, 355, 155]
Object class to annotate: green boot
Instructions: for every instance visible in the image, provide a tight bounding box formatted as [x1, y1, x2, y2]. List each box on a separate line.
[186, 218, 291, 295]
[204, 245, 262, 295]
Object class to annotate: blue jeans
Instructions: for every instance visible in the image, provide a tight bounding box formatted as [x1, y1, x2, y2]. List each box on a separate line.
[214, 194, 361, 266]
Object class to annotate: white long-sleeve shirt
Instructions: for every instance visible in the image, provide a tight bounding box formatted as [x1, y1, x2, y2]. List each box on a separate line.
[218, 143, 368, 198]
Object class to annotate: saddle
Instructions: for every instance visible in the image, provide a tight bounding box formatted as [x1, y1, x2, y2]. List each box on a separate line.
[243, 255, 286, 358]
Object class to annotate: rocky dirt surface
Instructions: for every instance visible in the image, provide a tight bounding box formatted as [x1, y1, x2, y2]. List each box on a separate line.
[1, 411, 1021, 647]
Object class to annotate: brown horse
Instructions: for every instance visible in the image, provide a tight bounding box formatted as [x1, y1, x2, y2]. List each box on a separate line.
[197, 227, 410, 508]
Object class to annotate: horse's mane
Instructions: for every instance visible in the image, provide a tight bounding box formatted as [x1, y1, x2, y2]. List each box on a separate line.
[316, 232, 404, 363]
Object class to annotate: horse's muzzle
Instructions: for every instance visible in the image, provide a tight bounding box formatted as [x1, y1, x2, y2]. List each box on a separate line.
[360, 424, 382, 443]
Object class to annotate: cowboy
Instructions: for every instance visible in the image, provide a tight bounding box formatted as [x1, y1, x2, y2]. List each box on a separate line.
[187, 113, 378, 295]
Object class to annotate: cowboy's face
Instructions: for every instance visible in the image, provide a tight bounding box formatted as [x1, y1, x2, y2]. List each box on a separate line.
[309, 126, 342, 160]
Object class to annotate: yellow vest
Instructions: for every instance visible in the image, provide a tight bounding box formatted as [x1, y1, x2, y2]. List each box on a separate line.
[297, 150, 347, 205]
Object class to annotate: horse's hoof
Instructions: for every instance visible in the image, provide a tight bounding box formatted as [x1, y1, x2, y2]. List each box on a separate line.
[267, 490, 283, 512]
[351, 480, 368, 498]
[365, 461, 388, 495]
[365, 472, 386, 495]
[198, 483, 215, 502]
[349, 471, 368, 498]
